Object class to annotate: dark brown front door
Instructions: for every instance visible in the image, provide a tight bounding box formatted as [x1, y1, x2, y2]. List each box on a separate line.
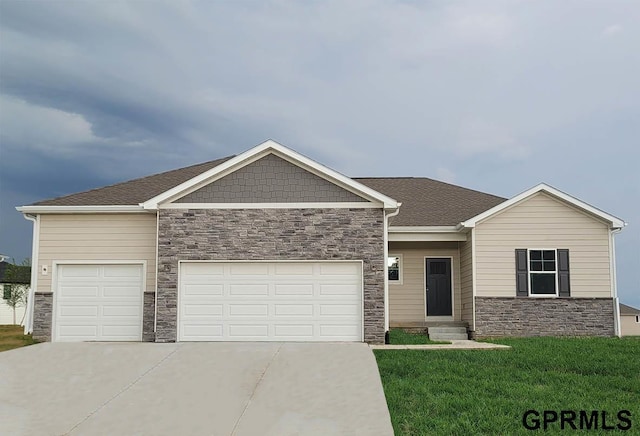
[426, 258, 452, 317]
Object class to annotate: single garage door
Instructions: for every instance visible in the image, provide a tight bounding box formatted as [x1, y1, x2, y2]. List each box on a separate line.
[179, 261, 363, 342]
[54, 264, 143, 342]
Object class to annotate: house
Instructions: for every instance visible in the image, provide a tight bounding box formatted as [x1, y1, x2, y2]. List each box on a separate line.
[619, 304, 640, 336]
[0, 259, 31, 325]
[16, 140, 626, 343]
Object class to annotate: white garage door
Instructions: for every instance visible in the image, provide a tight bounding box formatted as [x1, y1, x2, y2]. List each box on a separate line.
[54, 264, 143, 342]
[179, 261, 363, 342]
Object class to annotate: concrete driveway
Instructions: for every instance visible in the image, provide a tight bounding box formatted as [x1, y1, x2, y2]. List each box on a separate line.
[0, 342, 393, 436]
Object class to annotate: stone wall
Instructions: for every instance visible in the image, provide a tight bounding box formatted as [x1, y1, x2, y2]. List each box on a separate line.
[143, 291, 156, 342]
[474, 297, 615, 337]
[157, 208, 385, 343]
[32, 292, 53, 342]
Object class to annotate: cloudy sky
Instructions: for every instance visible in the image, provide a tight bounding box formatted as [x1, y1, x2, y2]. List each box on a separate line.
[1, 1, 638, 306]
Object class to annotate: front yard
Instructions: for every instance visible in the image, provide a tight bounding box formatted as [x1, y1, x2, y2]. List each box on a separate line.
[375, 337, 640, 435]
[0, 325, 37, 352]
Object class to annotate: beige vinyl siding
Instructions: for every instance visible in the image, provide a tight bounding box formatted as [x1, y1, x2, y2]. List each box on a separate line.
[388, 241, 461, 323]
[620, 314, 640, 336]
[475, 192, 611, 298]
[459, 235, 473, 325]
[37, 214, 157, 293]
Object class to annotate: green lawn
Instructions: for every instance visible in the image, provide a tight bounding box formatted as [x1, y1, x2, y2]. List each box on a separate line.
[0, 325, 37, 352]
[375, 337, 640, 435]
[388, 328, 449, 345]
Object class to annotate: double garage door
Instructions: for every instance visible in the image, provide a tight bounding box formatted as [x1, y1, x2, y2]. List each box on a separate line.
[179, 261, 363, 342]
[54, 261, 363, 342]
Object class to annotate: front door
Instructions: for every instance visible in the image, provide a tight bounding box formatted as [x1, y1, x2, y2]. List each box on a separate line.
[425, 258, 452, 317]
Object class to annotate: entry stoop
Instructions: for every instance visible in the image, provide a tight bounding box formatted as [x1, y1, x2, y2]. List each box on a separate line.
[428, 326, 469, 341]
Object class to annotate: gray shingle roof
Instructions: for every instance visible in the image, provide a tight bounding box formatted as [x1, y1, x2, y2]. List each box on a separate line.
[620, 303, 640, 315]
[31, 157, 506, 226]
[355, 178, 506, 226]
[34, 156, 235, 206]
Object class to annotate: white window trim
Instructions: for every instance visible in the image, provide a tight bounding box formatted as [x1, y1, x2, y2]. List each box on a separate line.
[635, 315, 640, 324]
[527, 249, 559, 297]
[388, 254, 403, 285]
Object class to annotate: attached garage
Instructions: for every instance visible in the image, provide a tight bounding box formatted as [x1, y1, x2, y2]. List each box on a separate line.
[54, 264, 144, 342]
[178, 261, 363, 342]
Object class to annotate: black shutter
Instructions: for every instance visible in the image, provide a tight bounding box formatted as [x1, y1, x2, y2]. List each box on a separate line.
[557, 249, 570, 297]
[515, 249, 528, 296]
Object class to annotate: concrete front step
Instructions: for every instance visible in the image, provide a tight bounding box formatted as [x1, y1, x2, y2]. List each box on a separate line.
[428, 326, 469, 341]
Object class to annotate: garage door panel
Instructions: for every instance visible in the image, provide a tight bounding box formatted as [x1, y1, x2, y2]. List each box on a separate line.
[182, 324, 224, 338]
[320, 263, 360, 276]
[59, 305, 99, 317]
[102, 305, 140, 317]
[103, 265, 142, 278]
[183, 284, 224, 296]
[229, 324, 269, 337]
[229, 284, 269, 296]
[319, 284, 360, 296]
[59, 265, 100, 278]
[320, 304, 359, 316]
[274, 324, 314, 337]
[182, 262, 224, 275]
[275, 263, 314, 275]
[184, 304, 223, 316]
[55, 264, 143, 342]
[229, 304, 268, 316]
[274, 304, 314, 316]
[274, 284, 314, 296]
[179, 261, 362, 342]
[230, 263, 269, 276]
[103, 286, 141, 298]
[59, 285, 100, 298]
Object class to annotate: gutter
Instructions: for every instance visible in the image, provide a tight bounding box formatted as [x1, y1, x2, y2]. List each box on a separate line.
[16, 205, 147, 214]
[22, 214, 39, 334]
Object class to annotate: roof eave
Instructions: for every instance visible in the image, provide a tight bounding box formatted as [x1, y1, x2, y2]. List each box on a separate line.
[16, 205, 147, 214]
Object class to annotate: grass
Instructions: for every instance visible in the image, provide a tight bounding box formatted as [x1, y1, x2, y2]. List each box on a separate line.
[375, 337, 640, 435]
[388, 328, 450, 345]
[0, 325, 37, 352]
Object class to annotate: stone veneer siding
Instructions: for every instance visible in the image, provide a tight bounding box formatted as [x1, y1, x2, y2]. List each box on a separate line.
[157, 208, 385, 343]
[474, 297, 615, 337]
[32, 292, 53, 341]
[143, 291, 156, 342]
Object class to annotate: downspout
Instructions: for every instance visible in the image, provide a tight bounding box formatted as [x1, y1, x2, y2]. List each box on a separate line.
[154, 210, 159, 337]
[610, 228, 622, 337]
[384, 205, 401, 340]
[22, 214, 39, 334]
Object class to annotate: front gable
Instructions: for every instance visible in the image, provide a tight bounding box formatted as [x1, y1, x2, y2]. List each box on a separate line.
[145, 140, 398, 209]
[173, 154, 367, 204]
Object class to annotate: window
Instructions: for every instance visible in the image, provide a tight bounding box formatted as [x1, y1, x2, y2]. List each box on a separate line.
[388, 255, 402, 284]
[636, 315, 640, 324]
[2, 284, 12, 300]
[529, 250, 557, 295]
[515, 248, 570, 297]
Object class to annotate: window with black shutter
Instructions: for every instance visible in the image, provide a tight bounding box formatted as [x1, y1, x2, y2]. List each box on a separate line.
[515, 249, 570, 297]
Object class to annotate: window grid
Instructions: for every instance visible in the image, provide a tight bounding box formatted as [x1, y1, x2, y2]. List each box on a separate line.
[528, 249, 558, 296]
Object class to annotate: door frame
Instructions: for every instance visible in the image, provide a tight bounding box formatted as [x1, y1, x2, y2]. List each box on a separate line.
[52, 260, 146, 342]
[423, 256, 454, 320]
